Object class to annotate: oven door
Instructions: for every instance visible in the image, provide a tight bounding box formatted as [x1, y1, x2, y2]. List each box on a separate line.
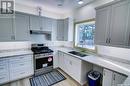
[35, 56, 53, 70]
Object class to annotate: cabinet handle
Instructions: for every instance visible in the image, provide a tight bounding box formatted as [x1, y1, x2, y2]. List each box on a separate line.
[0, 77, 5, 80]
[0, 67, 4, 70]
[103, 70, 105, 76]
[69, 61, 72, 65]
[128, 33, 130, 46]
[109, 38, 111, 43]
[20, 57, 24, 59]
[20, 72, 25, 74]
[113, 74, 115, 80]
[11, 35, 15, 40]
[40, 27, 42, 30]
[20, 64, 24, 66]
[106, 38, 108, 43]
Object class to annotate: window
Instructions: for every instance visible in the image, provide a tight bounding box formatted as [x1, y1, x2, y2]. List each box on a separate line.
[74, 19, 95, 50]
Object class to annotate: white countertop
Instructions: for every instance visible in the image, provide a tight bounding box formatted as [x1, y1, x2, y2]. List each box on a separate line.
[0, 49, 33, 58]
[51, 46, 130, 84]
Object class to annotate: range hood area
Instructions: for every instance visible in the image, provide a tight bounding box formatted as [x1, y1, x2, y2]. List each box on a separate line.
[30, 30, 52, 40]
[30, 30, 51, 35]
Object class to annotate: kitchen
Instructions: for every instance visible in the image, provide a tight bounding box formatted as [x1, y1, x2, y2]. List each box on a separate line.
[0, 0, 130, 86]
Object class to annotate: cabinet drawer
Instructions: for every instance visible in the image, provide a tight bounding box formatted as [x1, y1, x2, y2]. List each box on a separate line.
[10, 66, 33, 80]
[0, 58, 8, 64]
[0, 66, 8, 73]
[10, 63, 33, 72]
[10, 60, 32, 68]
[66, 54, 82, 64]
[0, 74, 9, 84]
[9, 55, 32, 63]
[0, 58, 8, 74]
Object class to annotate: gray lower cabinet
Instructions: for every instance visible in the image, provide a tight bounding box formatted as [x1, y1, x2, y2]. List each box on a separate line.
[0, 55, 34, 85]
[57, 18, 69, 41]
[0, 17, 13, 41]
[15, 13, 30, 41]
[102, 69, 127, 86]
[95, 0, 130, 47]
[0, 58, 9, 84]
[58, 51, 92, 85]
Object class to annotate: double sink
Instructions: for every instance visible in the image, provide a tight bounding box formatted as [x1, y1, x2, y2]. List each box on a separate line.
[68, 51, 88, 57]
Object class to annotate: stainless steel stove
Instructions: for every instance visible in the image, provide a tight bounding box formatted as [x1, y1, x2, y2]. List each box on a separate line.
[31, 44, 53, 75]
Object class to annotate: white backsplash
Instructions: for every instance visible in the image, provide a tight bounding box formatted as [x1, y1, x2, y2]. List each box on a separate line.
[0, 41, 73, 51]
[44, 41, 74, 47]
[0, 41, 31, 50]
[97, 45, 130, 61]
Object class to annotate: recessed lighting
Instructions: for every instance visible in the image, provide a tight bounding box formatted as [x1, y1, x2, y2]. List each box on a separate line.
[78, 0, 84, 5]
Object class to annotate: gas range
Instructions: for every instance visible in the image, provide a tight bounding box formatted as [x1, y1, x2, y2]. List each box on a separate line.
[31, 44, 53, 54]
[31, 44, 54, 75]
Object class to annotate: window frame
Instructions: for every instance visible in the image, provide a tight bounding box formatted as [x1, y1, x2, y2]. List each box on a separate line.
[73, 18, 97, 53]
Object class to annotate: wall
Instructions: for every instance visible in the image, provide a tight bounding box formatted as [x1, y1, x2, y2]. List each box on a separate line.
[73, 0, 114, 22]
[73, 0, 130, 61]
[15, 3, 66, 19]
[15, 3, 73, 19]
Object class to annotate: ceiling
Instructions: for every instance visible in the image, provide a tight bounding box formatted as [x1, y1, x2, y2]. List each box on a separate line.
[15, 0, 95, 14]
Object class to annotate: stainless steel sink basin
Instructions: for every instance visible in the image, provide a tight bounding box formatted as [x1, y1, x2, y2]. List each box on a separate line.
[68, 51, 88, 57]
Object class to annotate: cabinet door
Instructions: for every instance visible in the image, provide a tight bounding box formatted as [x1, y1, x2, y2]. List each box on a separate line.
[102, 69, 113, 86]
[110, 1, 130, 46]
[51, 19, 57, 41]
[45, 17, 53, 31]
[30, 15, 42, 30]
[64, 54, 81, 83]
[57, 19, 64, 41]
[58, 52, 65, 70]
[9, 55, 34, 81]
[95, 6, 111, 45]
[64, 18, 68, 41]
[41, 17, 46, 31]
[0, 17, 13, 41]
[15, 13, 30, 41]
[128, 3, 130, 46]
[0, 58, 9, 84]
[112, 72, 127, 86]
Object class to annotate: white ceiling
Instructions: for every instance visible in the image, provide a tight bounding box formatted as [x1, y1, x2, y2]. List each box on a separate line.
[15, 0, 95, 14]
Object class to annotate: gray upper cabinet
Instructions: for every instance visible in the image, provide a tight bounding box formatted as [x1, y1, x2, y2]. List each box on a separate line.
[15, 13, 30, 41]
[57, 19, 64, 41]
[64, 18, 69, 41]
[30, 15, 42, 30]
[44, 17, 53, 31]
[95, 0, 130, 47]
[0, 17, 13, 41]
[95, 6, 111, 45]
[110, 1, 129, 46]
[57, 18, 69, 41]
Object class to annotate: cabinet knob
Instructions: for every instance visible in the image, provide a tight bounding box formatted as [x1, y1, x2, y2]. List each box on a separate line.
[109, 38, 111, 43]
[40, 27, 42, 30]
[69, 61, 72, 65]
[128, 33, 130, 46]
[113, 74, 116, 80]
[103, 71, 105, 76]
[11, 35, 15, 40]
[106, 38, 108, 43]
